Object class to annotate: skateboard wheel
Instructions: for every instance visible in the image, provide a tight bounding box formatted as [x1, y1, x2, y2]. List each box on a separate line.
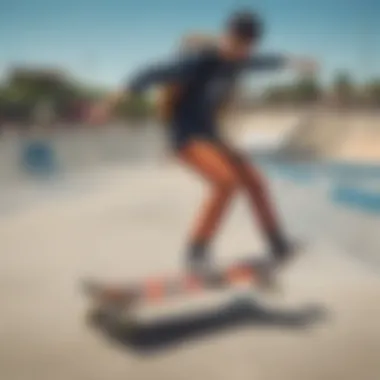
[85, 306, 109, 328]
[85, 302, 139, 336]
[122, 315, 138, 334]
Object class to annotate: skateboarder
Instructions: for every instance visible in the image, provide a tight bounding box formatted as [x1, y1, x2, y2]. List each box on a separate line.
[89, 9, 318, 274]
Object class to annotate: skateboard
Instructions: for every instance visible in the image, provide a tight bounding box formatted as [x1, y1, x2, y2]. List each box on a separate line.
[80, 258, 279, 332]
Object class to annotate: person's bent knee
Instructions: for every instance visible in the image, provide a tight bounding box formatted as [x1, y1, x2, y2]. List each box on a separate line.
[243, 165, 268, 192]
[214, 174, 239, 195]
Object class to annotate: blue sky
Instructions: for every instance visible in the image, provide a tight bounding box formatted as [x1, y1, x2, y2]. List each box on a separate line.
[1, 0, 379, 88]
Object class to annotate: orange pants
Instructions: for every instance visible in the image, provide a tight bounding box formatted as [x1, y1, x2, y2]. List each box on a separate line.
[177, 140, 282, 245]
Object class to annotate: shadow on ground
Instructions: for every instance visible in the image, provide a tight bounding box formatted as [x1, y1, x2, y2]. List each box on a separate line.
[88, 297, 328, 355]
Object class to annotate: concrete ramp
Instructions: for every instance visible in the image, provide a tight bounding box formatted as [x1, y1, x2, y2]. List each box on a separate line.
[1, 165, 379, 380]
[277, 110, 380, 162]
[278, 110, 349, 160]
[333, 113, 380, 161]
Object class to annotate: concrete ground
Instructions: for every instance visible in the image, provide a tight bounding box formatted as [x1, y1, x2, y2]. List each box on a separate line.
[1, 163, 380, 380]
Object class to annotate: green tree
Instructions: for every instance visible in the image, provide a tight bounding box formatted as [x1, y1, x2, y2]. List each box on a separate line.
[291, 76, 322, 104]
[364, 79, 380, 107]
[116, 94, 154, 121]
[332, 71, 355, 106]
[262, 85, 293, 105]
[0, 68, 108, 123]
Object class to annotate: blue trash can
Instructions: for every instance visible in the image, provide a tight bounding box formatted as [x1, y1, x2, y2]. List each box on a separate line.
[21, 139, 57, 176]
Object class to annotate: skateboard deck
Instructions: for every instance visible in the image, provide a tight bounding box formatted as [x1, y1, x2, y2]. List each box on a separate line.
[80, 258, 279, 331]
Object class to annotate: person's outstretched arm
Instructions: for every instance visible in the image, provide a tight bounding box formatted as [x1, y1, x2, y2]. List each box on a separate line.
[88, 52, 208, 123]
[244, 54, 318, 74]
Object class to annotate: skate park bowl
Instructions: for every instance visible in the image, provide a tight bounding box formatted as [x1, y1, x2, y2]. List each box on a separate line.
[0, 113, 380, 380]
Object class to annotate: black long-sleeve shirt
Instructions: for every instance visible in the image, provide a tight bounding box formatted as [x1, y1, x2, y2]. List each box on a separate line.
[128, 47, 287, 147]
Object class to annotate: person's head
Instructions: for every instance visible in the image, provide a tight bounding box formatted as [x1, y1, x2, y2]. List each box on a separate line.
[220, 10, 264, 60]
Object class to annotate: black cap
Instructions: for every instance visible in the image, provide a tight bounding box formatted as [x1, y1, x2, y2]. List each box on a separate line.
[226, 10, 264, 41]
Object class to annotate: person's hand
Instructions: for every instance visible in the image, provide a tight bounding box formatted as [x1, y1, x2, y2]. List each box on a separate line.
[289, 57, 319, 76]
